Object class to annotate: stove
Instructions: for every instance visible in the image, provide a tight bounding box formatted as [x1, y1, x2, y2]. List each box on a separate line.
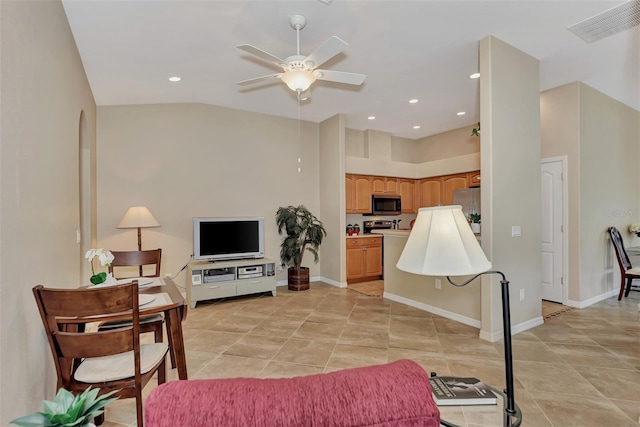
[363, 220, 393, 234]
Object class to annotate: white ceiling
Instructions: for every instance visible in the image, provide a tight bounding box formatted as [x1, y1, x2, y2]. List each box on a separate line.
[62, 0, 639, 139]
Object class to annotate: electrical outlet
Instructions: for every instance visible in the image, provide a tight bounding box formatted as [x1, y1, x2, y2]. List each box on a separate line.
[435, 279, 442, 289]
[520, 289, 525, 301]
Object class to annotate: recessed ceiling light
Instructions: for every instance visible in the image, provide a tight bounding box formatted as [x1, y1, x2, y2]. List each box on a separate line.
[469, 73, 480, 79]
[457, 111, 466, 116]
[368, 116, 376, 120]
[169, 76, 181, 82]
[413, 125, 421, 129]
[409, 99, 419, 104]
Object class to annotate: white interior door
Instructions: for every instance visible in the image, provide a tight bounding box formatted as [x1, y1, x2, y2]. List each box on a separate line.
[541, 159, 564, 303]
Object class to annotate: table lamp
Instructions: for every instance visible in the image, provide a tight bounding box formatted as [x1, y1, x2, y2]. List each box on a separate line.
[117, 206, 160, 251]
[397, 205, 521, 427]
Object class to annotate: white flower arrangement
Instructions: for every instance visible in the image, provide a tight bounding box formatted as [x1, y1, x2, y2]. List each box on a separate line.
[85, 248, 115, 285]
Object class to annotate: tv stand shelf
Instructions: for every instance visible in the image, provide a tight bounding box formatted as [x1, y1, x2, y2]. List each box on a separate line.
[187, 258, 277, 308]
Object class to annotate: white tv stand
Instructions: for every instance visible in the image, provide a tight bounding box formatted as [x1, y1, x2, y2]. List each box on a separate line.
[186, 258, 277, 308]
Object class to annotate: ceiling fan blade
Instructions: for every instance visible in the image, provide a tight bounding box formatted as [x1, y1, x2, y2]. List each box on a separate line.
[315, 69, 366, 86]
[237, 44, 286, 66]
[236, 74, 281, 86]
[304, 36, 348, 69]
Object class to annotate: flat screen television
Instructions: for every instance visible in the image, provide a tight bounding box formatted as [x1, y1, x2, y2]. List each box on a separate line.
[193, 217, 265, 261]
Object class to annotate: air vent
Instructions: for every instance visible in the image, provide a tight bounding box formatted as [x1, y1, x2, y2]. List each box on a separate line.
[567, 0, 640, 43]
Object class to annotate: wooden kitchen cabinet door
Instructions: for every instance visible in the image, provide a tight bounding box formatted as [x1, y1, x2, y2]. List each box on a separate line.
[346, 174, 354, 213]
[364, 245, 382, 277]
[372, 176, 398, 194]
[442, 173, 468, 205]
[418, 177, 442, 207]
[353, 175, 373, 213]
[346, 246, 365, 278]
[468, 171, 481, 187]
[398, 178, 416, 213]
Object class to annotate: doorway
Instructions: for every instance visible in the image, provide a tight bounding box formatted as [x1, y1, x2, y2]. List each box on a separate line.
[540, 157, 567, 304]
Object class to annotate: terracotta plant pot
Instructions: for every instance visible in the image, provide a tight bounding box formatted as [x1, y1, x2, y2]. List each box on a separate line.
[288, 267, 309, 291]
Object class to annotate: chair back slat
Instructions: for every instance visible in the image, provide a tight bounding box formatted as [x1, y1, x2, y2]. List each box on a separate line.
[56, 329, 135, 358]
[109, 249, 162, 278]
[609, 227, 632, 271]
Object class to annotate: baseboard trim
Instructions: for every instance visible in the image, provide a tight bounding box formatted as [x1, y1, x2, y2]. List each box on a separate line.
[383, 292, 481, 329]
[567, 289, 618, 308]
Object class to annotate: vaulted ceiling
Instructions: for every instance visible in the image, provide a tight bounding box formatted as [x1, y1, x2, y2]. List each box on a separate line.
[62, 0, 639, 139]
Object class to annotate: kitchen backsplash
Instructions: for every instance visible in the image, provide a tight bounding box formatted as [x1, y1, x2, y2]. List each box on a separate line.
[346, 213, 417, 232]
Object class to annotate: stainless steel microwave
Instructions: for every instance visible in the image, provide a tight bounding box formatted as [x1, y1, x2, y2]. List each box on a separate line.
[369, 195, 402, 215]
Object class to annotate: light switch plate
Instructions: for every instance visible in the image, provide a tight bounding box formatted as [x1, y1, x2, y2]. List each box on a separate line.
[512, 226, 522, 237]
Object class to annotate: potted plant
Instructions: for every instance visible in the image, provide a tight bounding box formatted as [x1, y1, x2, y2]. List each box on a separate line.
[471, 122, 480, 137]
[11, 387, 118, 427]
[468, 213, 481, 233]
[276, 205, 326, 291]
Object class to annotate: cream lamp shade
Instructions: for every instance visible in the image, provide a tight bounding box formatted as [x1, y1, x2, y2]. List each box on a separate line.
[396, 205, 491, 276]
[117, 206, 160, 252]
[117, 207, 160, 230]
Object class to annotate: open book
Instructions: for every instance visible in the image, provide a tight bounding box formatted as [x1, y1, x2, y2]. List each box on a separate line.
[429, 376, 498, 406]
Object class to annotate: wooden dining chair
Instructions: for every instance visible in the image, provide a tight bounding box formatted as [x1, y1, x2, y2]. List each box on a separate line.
[102, 248, 175, 368]
[109, 248, 162, 278]
[33, 281, 168, 427]
[608, 226, 640, 300]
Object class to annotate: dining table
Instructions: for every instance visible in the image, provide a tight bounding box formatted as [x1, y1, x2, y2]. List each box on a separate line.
[137, 276, 189, 380]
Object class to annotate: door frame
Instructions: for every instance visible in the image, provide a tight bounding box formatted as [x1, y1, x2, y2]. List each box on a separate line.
[541, 156, 569, 304]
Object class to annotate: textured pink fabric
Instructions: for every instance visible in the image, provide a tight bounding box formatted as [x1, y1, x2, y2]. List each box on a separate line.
[145, 359, 440, 426]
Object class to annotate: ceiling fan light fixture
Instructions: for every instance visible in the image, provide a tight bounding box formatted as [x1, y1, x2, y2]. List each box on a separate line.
[281, 69, 316, 92]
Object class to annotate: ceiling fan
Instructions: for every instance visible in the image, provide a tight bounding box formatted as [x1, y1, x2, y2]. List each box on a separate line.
[236, 15, 366, 93]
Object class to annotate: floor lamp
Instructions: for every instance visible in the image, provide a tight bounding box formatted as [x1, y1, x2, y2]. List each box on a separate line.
[397, 205, 522, 427]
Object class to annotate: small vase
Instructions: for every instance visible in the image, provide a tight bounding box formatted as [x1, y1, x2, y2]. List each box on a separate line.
[471, 223, 481, 234]
[103, 273, 117, 285]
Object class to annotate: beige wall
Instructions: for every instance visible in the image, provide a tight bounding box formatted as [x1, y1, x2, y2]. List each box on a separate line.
[579, 84, 640, 302]
[345, 124, 481, 178]
[0, 1, 97, 422]
[319, 114, 347, 285]
[96, 104, 322, 286]
[541, 82, 640, 305]
[479, 36, 542, 340]
[384, 235, 481, 323]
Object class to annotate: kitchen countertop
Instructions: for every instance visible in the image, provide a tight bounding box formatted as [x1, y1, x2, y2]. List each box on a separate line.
[371, 229, 411, 237]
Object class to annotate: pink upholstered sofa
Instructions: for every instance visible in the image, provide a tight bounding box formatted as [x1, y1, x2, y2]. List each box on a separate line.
[145, 359, 440, 426]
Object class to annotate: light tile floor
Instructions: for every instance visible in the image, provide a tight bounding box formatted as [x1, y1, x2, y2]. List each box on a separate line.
[103, 283, 640, 427]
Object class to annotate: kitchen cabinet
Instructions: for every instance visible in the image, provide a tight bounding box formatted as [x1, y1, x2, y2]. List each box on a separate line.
[346, 171, 478, 213]
[346, 174, 354, 212]
[398, 178, 416, 213]
[346, 174, 373, 214]
[418, 177, 442, 208]
[468, 171, 481, 187]
[372, 176, 398, 194]
[346, 236, 382, 283]
[441, 173, 469, 205]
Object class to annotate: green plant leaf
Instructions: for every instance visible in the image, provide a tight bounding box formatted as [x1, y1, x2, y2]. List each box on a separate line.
[9, 413, 51, 427]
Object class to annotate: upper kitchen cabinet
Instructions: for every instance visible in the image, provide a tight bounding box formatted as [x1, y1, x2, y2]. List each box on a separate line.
[398, 178, 416, 213]
[346, 174, 354, 212]
[346, 174, 373, 214]
[441, 173, 469, 205]
[418, 177, 442, 208]
[371, 176, 398, 194]
[468, 171, 481, 187]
